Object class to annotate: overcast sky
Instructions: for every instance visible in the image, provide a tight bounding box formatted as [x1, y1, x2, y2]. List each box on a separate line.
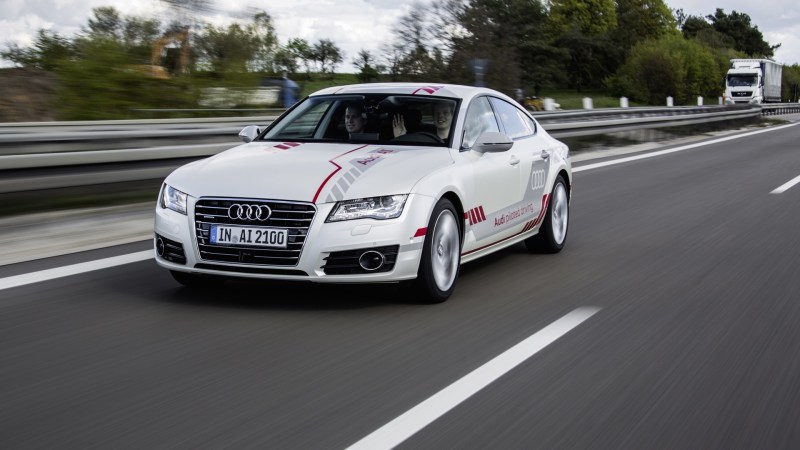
[1, 0, 798, 69]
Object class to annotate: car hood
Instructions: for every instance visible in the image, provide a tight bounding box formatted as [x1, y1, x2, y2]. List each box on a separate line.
[166, 140, 454, 204]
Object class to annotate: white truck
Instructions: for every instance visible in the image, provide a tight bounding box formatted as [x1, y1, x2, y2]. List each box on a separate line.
[724, 59, 782, 104]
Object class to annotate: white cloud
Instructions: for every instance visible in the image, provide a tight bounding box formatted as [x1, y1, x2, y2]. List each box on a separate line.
[767, 27, 800, 67]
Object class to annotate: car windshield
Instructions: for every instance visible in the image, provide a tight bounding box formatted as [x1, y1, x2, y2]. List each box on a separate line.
[727, 75, 758, 87]
[262, 94, 458, 147]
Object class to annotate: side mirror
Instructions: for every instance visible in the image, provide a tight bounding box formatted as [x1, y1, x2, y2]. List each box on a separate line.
[238, 125, 261, 143]
[473, 131, 513, 153]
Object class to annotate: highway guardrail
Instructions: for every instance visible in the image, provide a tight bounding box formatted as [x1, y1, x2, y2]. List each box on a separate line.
[0, 103, 792, 193]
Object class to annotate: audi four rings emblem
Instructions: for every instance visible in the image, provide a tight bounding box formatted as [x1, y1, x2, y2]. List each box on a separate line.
[228, 203, 272, 221]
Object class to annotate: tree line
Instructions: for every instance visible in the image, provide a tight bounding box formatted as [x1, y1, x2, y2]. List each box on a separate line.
[2, 0, 798, 120]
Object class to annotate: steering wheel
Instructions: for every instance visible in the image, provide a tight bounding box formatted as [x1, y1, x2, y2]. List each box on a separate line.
[413, 131, 444, 144]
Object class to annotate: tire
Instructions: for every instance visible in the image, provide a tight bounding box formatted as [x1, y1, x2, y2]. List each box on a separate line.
[415, 198, 461, 303]
[525, 175, 569, 254]
[170, 270, 226, 289]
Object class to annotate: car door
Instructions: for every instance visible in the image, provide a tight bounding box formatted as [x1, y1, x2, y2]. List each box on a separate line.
[488, 97, 551, 234]
[460, 96, 521, 247]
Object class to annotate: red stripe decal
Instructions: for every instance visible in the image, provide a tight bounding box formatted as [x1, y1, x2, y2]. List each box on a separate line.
[275, 144, 289, 150]
[312, 145, 368, 203]
[411, 86, 443, 95]
[470, 209, 478, 224]
[478, 206, 486, 221]
[462, 194, 552, 256]
[532, 194, 550, 226]
[285, 142, 301, 147]
[413, 227, 427, 238]
[464, 212, 470, 220]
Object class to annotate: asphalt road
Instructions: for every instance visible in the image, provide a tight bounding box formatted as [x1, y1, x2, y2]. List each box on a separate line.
[2, 123, 800, 449]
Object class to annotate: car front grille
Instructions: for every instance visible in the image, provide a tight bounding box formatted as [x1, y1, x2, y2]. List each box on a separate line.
[194, 198, 316, 267]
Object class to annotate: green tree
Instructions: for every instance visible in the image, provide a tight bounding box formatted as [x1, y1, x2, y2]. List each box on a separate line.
[352, 50, 382, 83]
[783, 64, 800, 103]
[286, 38, 314, 77]
[1, 29, 73, 71]
[441, 0, 559, 94]
[706, 9, 778, 57]
[194, 22, 260, 74]
[122, 16, 162, 63]
[56, 38, 193, 119]
[248, 11, 279, 72]
[311, 39, 343, 77]
[608, 34, 727, 105]
[613, 0, 676, 50]
[86, 6, 123, 40]
[548, 0, 618, 37]
[555, 29, 620, 91]
[381, 3, 445, 81]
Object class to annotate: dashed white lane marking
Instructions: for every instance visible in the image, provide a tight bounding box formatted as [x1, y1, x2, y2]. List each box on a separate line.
[346, 306, 601, 450]
[0, 250, 152, 291]
[573, 122, 800, 173]
[771, 174, 800, 194]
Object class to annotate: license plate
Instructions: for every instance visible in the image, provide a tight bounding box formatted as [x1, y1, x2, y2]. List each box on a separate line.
[210, 225, 288, 248]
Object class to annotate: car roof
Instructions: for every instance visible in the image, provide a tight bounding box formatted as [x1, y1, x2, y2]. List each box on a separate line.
[309, 83, 507, 102]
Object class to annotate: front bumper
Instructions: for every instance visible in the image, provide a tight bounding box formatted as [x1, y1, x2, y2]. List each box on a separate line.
[154, 194, 435, 283]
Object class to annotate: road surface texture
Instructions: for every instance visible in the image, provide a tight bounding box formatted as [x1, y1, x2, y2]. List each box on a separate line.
[2, 120, 800, 449]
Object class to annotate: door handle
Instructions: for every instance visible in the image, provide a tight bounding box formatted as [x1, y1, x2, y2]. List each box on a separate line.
[509, 156, 520, 166]
[540, 149, 551, 160]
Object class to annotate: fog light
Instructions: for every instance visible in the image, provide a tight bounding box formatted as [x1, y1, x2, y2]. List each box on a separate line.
[358, 251, 385, 271]
[156, 237, 165, 257]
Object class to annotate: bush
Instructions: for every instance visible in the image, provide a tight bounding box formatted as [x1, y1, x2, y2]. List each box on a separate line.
[607, 35, 729, 105]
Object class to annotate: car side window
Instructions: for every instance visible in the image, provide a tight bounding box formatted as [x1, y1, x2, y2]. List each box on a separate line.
[488, 97, 536, 139]
[461, 96, 500, 150]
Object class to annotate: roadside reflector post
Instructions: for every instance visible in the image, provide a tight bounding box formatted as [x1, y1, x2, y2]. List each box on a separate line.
[582, 97, 593, 109]
[667, 96, 674, 107]
[620, 97, 629, 108]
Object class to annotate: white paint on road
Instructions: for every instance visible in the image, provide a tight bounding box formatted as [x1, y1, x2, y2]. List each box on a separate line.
[0, 250, 152, 291]
[771, 174, 800, 194]
[573, 123, 800, 173]
[345, 306, 601, 450]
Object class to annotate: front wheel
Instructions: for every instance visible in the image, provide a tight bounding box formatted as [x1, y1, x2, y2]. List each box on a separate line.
[414, 198, 461, 303]
[525, 175, 569, 253]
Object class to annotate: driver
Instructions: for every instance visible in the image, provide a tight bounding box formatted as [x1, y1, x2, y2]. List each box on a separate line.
[392, 101, 454, 141]
[432, 101, 454, 140]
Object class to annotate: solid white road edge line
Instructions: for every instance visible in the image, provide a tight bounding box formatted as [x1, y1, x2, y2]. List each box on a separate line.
[573, 122, 800, 173]
[345, 306, 601, 450]
[0, 250, 153, 291]
[771, 173, 800, 194]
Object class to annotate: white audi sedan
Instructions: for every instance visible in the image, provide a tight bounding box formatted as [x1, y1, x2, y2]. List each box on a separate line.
[154, 83, 571, 302]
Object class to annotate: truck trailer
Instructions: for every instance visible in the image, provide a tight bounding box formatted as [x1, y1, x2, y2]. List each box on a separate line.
[724, 59, 782, 104]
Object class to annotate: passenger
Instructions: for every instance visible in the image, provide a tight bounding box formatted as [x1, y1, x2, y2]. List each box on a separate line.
[345, 102, 366, 137]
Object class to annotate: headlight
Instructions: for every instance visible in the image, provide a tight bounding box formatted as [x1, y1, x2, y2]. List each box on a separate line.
[326, 195, 408, 222]
[161, 184, 188, 215]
